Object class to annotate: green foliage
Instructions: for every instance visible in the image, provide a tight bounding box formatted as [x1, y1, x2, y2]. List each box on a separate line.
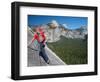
[47, 36, 87, 65]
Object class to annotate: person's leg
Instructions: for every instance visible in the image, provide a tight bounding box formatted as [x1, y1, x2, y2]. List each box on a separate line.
[41, 48, 49, 63]
[39, 42, 49, 64]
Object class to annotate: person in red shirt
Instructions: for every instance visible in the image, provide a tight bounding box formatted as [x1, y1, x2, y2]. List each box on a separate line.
[32, 28, 46, 44]
[31, 27, 50, 64]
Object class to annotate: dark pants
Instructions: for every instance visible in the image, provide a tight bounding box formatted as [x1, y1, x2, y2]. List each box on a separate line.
[39, 42, 49, 63]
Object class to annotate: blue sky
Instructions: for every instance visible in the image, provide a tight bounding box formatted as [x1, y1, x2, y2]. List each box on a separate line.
[28, 15, 88, 29]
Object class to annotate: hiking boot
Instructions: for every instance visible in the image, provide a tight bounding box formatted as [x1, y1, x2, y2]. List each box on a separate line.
[47, 60, 50, 64]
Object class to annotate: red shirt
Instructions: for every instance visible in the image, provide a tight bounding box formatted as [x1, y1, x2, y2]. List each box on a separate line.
[32, 32, 46, 44]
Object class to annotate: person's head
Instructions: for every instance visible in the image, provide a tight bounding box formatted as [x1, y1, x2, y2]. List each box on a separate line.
[38, 27, 43, 32]
[36, 27, 44, 33]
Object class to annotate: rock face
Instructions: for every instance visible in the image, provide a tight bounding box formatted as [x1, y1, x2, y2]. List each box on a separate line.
[27, 27, 40, 66]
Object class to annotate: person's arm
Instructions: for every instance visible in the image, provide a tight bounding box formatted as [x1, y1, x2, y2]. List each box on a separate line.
[32, 33, 38, 43]
[31, 36, 35, 43]
[28, 37, 34, 46]
[28, 33, 36, 46]
[42, 33, 46, 45]
[44, 35, 46, 43]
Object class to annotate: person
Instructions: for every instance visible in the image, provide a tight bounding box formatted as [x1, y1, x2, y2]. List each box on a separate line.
[31, 27, 50, 64]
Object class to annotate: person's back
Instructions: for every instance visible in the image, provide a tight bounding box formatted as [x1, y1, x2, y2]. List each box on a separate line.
[39, 31, 46, 43]
[32, 27, 46, 44]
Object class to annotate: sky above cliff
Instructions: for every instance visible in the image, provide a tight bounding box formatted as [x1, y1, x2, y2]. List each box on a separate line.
[28, 15, 87, 29]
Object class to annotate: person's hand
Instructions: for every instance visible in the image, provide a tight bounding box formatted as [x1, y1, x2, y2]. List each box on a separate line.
[42, 44, 45, 48]
[28, 41, 32, 46]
